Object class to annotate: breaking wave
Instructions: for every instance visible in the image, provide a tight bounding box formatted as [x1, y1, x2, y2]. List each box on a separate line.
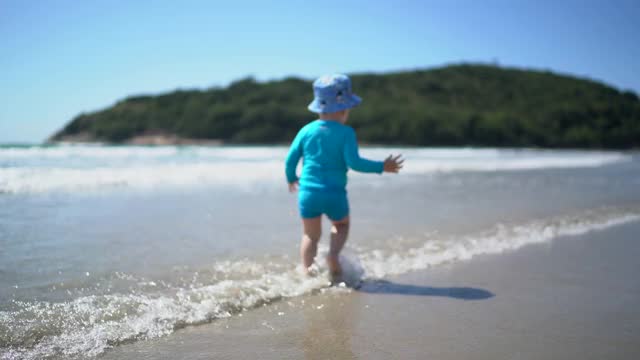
[0, 145, 631, 194]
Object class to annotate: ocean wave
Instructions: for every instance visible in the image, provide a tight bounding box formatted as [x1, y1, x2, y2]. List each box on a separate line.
[0, 145, 287, 161]
[0, 163, 283, 194]
[358, 207, 640, 277]
[1, 207, 638, 359]
[0, 272, 330, 360]
[0, 146, 631, 194]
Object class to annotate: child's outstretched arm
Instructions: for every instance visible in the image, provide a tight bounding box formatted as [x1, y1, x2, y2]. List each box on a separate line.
[343, 128, 383, 173]
[344, 128, 403, 173]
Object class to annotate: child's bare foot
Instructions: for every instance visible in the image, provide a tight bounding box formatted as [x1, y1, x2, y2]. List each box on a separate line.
[302, 263, 319, 277]
[326, 255, 342, 276]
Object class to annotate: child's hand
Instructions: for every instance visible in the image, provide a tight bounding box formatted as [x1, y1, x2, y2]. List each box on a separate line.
[288, 181, 299, 193]
[383, 154, 404, 173]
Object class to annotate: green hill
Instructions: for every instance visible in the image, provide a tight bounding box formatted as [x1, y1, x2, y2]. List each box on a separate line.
[50, 64, 640, 148]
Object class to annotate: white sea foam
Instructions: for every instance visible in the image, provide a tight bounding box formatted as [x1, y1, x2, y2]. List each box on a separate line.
[359, 208, 640, 278]
[0, 270, 331, 360]
[0, 145, 283, 161]
[0, 146, 631, 194]
[0, 162, 283, 193]
[0, 145, 180, 159]
[1, 207, 638, 359]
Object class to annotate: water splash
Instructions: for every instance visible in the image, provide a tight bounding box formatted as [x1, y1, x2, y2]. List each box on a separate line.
[1, 206, 638, 359]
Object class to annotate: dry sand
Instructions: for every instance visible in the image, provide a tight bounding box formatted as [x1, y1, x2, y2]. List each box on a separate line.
[101, 221, 640, 359]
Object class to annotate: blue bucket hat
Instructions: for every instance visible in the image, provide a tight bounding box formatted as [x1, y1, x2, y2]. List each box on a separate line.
[307, 74, 362, 113]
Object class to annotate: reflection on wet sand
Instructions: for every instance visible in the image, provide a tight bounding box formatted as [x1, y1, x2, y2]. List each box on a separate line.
[302, 291, 359, 360]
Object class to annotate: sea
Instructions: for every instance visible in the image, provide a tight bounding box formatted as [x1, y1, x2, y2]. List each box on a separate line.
[1, 144, 639, 359]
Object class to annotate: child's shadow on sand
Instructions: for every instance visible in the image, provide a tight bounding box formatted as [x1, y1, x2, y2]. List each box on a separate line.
[356, 280, 494, 300]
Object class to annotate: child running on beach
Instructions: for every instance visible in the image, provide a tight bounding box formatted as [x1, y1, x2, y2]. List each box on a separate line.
[285, 74, 404, 277]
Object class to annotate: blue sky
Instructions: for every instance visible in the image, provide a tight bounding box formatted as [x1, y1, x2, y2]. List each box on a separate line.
[1, 0, 639, 143]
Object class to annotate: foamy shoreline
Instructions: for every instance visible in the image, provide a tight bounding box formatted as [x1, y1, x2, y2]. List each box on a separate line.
[3, 208, 639, 359]
[101, 220, 640, 360]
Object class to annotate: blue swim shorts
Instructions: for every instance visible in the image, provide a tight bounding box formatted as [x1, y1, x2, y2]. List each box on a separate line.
[298, 190, 349, 221]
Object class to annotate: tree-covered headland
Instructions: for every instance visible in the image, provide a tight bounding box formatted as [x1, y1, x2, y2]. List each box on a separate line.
[50, 64, 640, 149]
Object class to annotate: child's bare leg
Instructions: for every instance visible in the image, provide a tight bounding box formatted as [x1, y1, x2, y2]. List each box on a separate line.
[301, 216, 322, 274]
[327, 216, 350, 275]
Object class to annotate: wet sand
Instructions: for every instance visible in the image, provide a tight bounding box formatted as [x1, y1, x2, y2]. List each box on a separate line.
[101, 221, 640, 360]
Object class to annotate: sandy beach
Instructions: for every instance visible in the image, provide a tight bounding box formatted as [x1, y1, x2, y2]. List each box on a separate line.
[100, 220, 640, 360]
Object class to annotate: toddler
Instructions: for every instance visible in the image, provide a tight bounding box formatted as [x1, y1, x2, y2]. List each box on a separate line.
[285, 74, 403, 277]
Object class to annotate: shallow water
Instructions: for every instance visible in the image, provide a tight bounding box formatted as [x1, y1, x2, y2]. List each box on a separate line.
[1, 145, 639, 359]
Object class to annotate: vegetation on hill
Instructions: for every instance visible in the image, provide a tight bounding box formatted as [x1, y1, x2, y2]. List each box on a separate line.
[51, 64, 640, 148]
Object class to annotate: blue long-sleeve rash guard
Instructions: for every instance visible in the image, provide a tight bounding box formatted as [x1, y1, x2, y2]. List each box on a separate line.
[285, 120, 384, 192]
